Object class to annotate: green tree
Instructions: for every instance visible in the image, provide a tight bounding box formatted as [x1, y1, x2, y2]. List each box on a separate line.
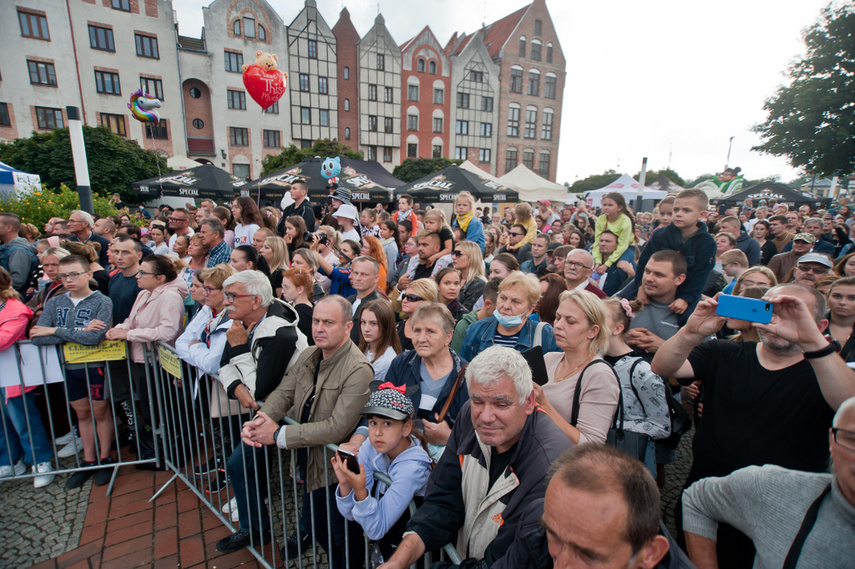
[752, 4, 855, 177]
[0, 126, 166, 204]
[261, 139, 363, 175]
[567, 170, 620, 194]
[392, 157, 463, 183]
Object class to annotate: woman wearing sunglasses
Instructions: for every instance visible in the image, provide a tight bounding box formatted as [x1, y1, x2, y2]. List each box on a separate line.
[451, 240, 487, 312]
[396, 279, 437, 351]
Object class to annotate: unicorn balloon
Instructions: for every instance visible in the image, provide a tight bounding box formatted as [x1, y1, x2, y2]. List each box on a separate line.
[128, 90, 162, 124]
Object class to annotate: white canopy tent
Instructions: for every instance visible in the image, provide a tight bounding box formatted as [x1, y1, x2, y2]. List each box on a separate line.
[0, 162, 40, 196]
[584, 173, 666, 207]
[498, 164, 568, 203]
[459, 160, 503, 184]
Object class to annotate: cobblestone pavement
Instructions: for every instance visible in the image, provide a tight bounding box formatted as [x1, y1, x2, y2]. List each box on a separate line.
[662, 427, 694, 537]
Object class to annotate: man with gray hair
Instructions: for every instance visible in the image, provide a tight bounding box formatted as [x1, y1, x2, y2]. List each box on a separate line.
[67, 209, 110, 266]
[564, 248, 607, 299]
[378, 346, 571, 569]
[199, 217, 231, 267]
[781, 217, 835, 257]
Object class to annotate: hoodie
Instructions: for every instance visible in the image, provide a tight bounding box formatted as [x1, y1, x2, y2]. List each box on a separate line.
[1, 237, 38, 294]
[0, 297, 34, 400]
[114, 278, 189, 362]
[31, 291, 113, 348]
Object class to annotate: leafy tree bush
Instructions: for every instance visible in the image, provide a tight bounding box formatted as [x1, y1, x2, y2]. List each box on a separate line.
[0, 184, 123, 231]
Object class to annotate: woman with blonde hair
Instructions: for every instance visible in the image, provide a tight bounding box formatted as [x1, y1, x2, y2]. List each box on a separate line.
[396, 278, 438, 351]
[536, 289, 619, 445]
[260, 236, 289, 298]
[26, 247, 71, 319]
[451, 191, 486, 252]
[730, 265, 777, 297]
[451, 240, 487, 311]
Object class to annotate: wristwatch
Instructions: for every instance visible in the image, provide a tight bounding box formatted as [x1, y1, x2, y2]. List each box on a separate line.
[803, 339, 840, 359]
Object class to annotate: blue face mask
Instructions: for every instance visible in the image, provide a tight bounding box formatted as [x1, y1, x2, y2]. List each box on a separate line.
[494, 311, 524, 328]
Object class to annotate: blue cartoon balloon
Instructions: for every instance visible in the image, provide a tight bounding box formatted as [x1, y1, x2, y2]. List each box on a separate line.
[321, 156, 341, 180]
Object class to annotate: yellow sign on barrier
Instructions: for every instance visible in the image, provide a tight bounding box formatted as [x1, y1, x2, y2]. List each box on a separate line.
[63, 340, 127, 364]
[159, 345, 182, 379]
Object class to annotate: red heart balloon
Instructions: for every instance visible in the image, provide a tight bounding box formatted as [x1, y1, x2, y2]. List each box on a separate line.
[242, 66, 287, 110]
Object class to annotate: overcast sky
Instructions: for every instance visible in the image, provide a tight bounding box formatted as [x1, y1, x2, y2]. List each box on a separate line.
[173, 0, 837, 185]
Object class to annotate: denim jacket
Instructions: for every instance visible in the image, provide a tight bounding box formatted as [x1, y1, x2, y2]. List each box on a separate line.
[459, 316, 559, 362]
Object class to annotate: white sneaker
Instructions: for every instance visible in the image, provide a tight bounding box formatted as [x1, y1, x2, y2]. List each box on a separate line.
[57, 437, 83, 458]
[231, 507, 239, 523]
[0, 460, 26, 479]
[222, 497, 237, 514]
[33, 462, 55, 488]
[55, 430, 77, 446]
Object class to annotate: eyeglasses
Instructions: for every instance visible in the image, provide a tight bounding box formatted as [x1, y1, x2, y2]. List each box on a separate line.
[401, 294, 425, 303]
[509, 232, 525, 237]
[169, 217, 188, 222]
[832, 428, 855, 452]
[566, 261, 593, 270]
[137, 270, 160, 277]
[451, 250, 465, 257]
[796, 265, 829, 274]
[224, 292, 255, 303]
[202, 286, 222, 294]
[58, 272, 86, 281]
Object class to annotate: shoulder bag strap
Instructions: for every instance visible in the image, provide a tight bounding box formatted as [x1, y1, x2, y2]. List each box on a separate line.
[436, 363, 467, 424]
[626, 358, 647, 415]
[569, 360, 604, 427]
[782, 483, 832, 569]
[533, 321, 546, 348]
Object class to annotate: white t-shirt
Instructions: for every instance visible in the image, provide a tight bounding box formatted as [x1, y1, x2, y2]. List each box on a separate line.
[233, 223, 260, 247]
[366, 346, 398, 383]
[340, 228, 360, 242]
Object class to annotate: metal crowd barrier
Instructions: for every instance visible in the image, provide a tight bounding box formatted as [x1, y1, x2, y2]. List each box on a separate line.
[0, 339, 159, 496]
[147, 341, 461, 569]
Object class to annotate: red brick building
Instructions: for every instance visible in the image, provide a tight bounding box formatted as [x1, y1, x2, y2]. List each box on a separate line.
[332, 8, 359, 152]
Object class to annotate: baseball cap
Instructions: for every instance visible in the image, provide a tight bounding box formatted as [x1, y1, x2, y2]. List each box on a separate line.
[333, 203, 358, 221]
[538, 199, 551, 206]
[798, 253, 832, 268]
[793, 232, 817, 244]
[361, 384, 414, 421]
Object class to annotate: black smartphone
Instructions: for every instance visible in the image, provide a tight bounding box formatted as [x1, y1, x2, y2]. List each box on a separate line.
[337, 449, 360, 474]
[522, 346, 550, 386]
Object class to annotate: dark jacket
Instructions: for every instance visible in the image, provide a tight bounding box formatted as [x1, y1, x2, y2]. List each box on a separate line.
[497, 243, 532, 265]
[68, 231, 111, 266]
[384, 348, 469, 425]
[347, 290, 382, 343]
[459, 278, 486, 312]
[278, 198, 316, 235]
[734, 231, 761, 266]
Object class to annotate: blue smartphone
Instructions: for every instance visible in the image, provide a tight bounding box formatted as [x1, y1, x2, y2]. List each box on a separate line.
[716, 294, 773, 324]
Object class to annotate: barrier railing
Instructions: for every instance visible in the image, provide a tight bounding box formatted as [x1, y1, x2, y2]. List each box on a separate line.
[0, 340, 159, 495]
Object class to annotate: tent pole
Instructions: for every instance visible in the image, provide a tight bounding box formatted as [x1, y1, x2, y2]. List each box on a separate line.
[67, 106, 94, 214]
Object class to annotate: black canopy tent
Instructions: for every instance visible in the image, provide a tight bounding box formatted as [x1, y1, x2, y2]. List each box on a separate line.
[714, 182, 830, 207]
[132, 164, 248, 201]
[394, 164, 518, 203]
[244, 157, 403, 205]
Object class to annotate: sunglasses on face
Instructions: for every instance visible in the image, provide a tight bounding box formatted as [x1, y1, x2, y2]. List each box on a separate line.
[401, 294, 425, 302]
[452, 250, 465, 257]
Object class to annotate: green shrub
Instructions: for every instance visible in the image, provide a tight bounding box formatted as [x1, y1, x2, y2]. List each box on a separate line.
[0, 184, 125, 230]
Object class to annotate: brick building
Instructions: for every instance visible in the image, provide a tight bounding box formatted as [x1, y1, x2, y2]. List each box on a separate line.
[331, 8, 360, 153]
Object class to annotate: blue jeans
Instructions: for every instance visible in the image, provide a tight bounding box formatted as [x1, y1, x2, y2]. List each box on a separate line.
[228, 440, 272, 534]
[0, 391, 53, 466]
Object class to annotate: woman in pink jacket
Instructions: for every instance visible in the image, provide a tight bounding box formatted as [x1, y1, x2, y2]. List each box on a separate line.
[0, 267, 54, 487]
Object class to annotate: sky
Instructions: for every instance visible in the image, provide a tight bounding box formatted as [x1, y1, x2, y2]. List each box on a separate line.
[172, 0, 838, 185]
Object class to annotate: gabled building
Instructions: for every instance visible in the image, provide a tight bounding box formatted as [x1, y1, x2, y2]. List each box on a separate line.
[331, 7, 360, 153]
[287, 0, 338, 148]
[399, 27, 451, 162]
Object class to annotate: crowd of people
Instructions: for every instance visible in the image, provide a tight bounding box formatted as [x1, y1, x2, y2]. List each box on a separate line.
[0, 180, 854, 569]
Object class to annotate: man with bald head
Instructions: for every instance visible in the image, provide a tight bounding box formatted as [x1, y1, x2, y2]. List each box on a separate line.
[563, 249, 607, 299]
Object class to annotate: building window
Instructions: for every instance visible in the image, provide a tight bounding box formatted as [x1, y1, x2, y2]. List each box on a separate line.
[384, 117, 394, 133]
[482, 96, 494, 112]
[455, 147, 468, 160]
[417, 58, 425, 73]
[384, 87, 394, 103]
[542, 111, 554, 140]
[479, 148, 491, 163]
[192, 118, 204, 129]
[258, 25, 266, 41]
[225, 51, 243, 73]
[300, 107, 311, 124]
[18, 10, 50, 40]
[135, 34, 159, 59]
[457, 92, 470, 109]
[480, 122, 492, 138]
[233, 19, 241, 36]
[433, 88, 444, 105]
[546, 44, 553, 64]
[539, 151, 551, 177]
[510, 68, 523, 93]
[407, 84, 419, 101]
[344, 98, 350, 112]
[523, 149, 535, 169]
[364, 145, 375, 161]
[519, 37, 526, 57]
[189, 88, 201, 98]
[319, 77, 329, 94]
[263, 129, 280, 148]
[0, 104, 10, 127]
[319, 109, 329, 127]
[369, 116, 378, 132]
[146, 119, 168, 139]
[300, 139, 312, 149]
[528, 72, 540, 97]
[376, 54, 385, 71]
[264, 101, 279, 114]
[507, 105, 520, 137]
[531, 42, 542, 61]
[545, 75, 557, 99]
[28, 61, 57, 86]
[407, 143, 417, 158]
[243, 16, 255, 38]
[308, 39, 318, 59]
[383, 147, 393, 162]
[140, 77, 164, 100]
[534, 19, 543, 36]
[433, 117, 443, 133]
[344, 66, 350, 80]
[345, 127, 351, 140]
[227, 89, 246, 110]
[230, 127, 248, 146]
[429, 61, 437, 74]
[112, 0, 130, 11]
[233, 163, 250, 178]
[407, 115, 418, 131]
[432, 145, 442, 158]
[299, 74, 310, 92]
[368, 84, 378, 101]
[94, 70, 121, 95]
[505, 148, 518, 173]
[455, 120, 469, 135]
[100, 113, 125, 136]
[89, 25, 115, 51]
[469, 70, 483, 83]
[525, 107, 537, 138]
